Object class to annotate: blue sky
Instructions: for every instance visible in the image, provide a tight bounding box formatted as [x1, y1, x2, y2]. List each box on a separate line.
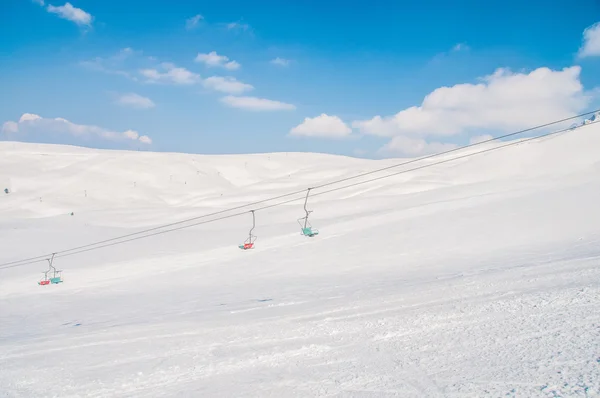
[2, 0, 600, 158]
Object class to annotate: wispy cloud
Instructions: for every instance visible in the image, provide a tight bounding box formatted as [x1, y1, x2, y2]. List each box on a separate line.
[202, 76, 253, 94]
[83, 50, 249, 94]
[80, 60, 134, 79]
[1, 121, 19, 134]
[430, 42, 470, 64]
[270, 57, 291, 67]
[186, 14, 203, 30]
[79, 47, 143, 80]
[2, 113, 152, 144]
[226, 22, 250, 31]
[220, 96, 296, 111]
[140, 62, 201, 85]
[115, 93, 156, 109]
[451, 43, 469, 52]
[139, 135, 152, 144]
[113, 47, 137, 60]
[195, 51, 240, 70]
[47, 2, 92, 26]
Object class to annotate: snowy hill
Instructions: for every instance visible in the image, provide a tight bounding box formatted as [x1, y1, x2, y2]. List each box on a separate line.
[1, 125, 600, 397]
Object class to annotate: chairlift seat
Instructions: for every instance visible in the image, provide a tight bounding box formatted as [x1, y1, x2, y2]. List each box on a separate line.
[50, 277, 63, 284]
[239, 211, 257, 250]
[39, 280, 50, 286]
[302, 227, 318, 237]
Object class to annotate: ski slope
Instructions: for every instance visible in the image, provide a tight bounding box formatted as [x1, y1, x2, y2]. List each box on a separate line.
[1, 125, 600, 397]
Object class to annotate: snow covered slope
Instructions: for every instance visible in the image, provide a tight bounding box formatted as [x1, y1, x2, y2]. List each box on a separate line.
[1, 125, 600, 397]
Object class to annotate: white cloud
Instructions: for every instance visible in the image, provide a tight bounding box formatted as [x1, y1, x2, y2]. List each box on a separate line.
[123, 129, 139, 140]
[270, 57, 291, 67]
[19, 113, 43, 122]
[195, 52, 226, 67]
[114, 47, 135, 60]
[195, 51, 240, 70]
[469, 134, 493, 144]
[47, 2, 92, 26]
[353, 66, 589, 137]
[84, 49, 205, 88]
[578, 22, 600, 58]
[116, 93, 156, 109]
[223, 61, 240, 70]
[32, 0, 45, 5]
[380, 136, 457, 156]
[139, 135, 152, 144]
[186, 14, 203, 30]
[220, 96, 296, 111]
[2, 113, 152, 144]
[1, 121, 19, 134]
[140, 62, 201, 85]
[202, 76, 253, 94]
[224, 61, 240, 70]
[289, 114, 352, 138]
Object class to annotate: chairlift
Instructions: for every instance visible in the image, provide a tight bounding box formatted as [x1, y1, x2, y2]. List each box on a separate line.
[38, 270, 50, 286]
[50, 269, 63, 284]
[38, 253, 63, 285]
[239, 210, 257, 250]
[297, 188, 319, 237]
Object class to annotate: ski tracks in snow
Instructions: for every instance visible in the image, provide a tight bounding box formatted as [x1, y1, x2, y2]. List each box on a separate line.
[1, 256, 599, 397]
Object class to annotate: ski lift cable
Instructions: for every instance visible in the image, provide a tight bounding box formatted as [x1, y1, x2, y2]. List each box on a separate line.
[0, 111, 597, 270]
[8, 109, 596, 269]
[0, 116, 595, 269]
[2, 212, 250, 268]
[309, 122, 581, 199]
[51, 194, 308, 262]
[0, 117, 594, 269]
[311, 109, 600, 190]
[73, 119, 583, 254]
[0, 189, 310, 268]
[1, 196, 310, 269]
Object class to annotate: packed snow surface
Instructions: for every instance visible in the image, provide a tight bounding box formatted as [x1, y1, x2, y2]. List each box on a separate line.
[1, 126, 600, 397]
